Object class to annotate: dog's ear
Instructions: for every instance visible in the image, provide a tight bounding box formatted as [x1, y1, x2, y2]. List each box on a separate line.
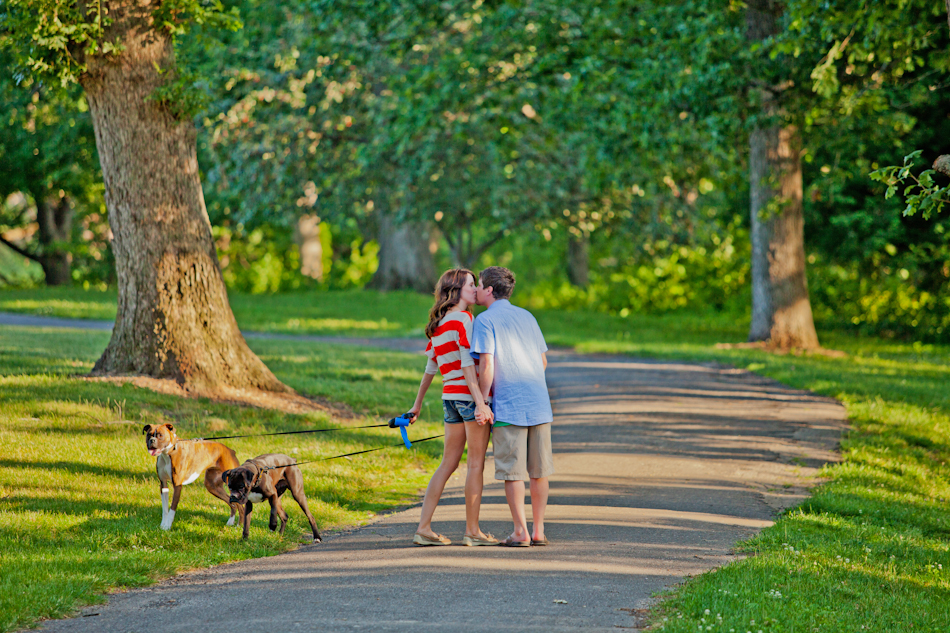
[222, 471, 230, 485]
[164, 423, 175, 433]
[142, 424, 152, 435]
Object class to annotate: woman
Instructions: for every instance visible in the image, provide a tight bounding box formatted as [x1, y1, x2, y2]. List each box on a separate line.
[407, 268, 497, 546]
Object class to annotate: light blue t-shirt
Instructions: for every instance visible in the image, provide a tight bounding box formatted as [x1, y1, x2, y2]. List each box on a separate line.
[471, 299, 553, 427]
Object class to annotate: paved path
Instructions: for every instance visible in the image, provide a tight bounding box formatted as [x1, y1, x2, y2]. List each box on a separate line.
[0, 313, 847, 632]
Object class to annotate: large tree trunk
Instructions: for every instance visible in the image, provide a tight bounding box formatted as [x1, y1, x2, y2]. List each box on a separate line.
[566, 233, 589, 287]
[367, 213, 438, 292]
[746, 0, 820, 350]
[34, 192, 73, 286]
[81, 1, 287, 393]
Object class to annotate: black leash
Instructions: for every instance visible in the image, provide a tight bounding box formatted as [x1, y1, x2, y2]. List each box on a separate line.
[259, 434, 445, 471]
[192, 422, 390, 442]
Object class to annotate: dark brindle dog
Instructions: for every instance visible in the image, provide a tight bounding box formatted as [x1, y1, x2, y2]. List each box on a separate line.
[222, 454, 322, 541]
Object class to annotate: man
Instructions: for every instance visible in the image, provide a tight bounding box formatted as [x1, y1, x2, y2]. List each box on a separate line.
[471, 266, 554, 547]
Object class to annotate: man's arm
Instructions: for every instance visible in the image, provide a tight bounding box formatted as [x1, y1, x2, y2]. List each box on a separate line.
[477, 353, 494, 426]
[461, 365, 493, 424]
[542, 352, 547, 370]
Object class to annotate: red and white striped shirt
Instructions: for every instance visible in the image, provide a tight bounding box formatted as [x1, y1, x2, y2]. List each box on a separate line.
[425, 311, 481, 401]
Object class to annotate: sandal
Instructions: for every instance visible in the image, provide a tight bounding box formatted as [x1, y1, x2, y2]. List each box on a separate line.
[501, 535, 530, 547]
[462, 533, 499, 547]
[413, 532, 451, 546]
[530, 537, 549, 546]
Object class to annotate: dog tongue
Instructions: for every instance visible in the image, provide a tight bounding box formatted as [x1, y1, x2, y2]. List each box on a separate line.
[148, 448, 162, 456]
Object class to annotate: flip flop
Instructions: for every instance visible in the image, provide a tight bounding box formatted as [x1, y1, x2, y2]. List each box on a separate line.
[413, 532, 451, 546]
[462, 533, 499, 546]
[530, 537, 549, 546]
[501, 536, 530, 547]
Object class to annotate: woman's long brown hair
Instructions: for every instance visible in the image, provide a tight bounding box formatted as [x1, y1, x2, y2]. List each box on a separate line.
[426, 268, 475, 339]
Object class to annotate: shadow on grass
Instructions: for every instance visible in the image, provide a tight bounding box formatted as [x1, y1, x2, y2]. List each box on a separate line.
[0, 459, 142, 480]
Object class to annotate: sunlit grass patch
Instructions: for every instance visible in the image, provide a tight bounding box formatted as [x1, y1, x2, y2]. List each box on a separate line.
[0, 288, 117, 321]
[0, 325, 444, 633]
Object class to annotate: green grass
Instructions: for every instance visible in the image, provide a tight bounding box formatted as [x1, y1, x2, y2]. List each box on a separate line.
[2, 287, 949, 631]
[0, 287, 432, 336]
[0, 325, 446, 633]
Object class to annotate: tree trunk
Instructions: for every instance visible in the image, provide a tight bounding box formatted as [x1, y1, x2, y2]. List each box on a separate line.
[81, 1, 287, 393]
[35, 192, 73, 286]
[748, 126, 819, 349]
[746, 0, 820, 350]
[367, 213, 438, 292]
[566, 233, 589, 287]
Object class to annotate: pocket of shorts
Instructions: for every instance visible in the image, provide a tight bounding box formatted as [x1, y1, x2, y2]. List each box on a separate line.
[456, 401, 477, 420]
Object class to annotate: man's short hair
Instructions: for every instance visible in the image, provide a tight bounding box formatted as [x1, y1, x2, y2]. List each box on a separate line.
[479, 266, 515, 300]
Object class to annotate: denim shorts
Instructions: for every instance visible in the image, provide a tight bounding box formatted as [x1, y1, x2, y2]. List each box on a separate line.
[443, 399, 477, 424]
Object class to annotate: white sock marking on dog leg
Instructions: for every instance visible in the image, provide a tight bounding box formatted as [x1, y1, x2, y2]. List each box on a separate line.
[161, 488, 169, 526]
[226, 515, 236, 526]
[161, 509, 176, 531]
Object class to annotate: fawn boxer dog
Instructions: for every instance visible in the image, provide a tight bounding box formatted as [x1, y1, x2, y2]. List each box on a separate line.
[222, 454, 322, 541]
[143, 423, 242, 530]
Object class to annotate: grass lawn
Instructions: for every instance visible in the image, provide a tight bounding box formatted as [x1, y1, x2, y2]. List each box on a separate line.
[0, 325, 446, 633]
[1, 287, 949, 631]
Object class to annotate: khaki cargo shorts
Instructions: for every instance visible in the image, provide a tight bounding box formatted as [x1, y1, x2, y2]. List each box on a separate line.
[492, 423, 554, 481]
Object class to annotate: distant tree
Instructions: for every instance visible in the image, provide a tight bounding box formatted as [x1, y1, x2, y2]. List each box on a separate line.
[2, 0, 287, 394]
[745, 0, 819, 349]
[0, 57, 99, 285]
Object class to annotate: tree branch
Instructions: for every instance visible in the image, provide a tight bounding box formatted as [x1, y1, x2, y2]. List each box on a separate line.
[0, 235, 41, 263]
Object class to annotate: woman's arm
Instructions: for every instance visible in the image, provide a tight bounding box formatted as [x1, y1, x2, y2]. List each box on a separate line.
[408, 372, 436, 422]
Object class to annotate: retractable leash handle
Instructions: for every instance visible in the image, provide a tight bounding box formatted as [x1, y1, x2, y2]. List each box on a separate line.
[388, 412, 416, 449]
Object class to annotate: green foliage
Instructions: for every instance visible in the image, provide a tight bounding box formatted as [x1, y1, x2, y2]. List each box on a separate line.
[1, 0, 240, 85]
[870, 151, 950, 220]
[781, 0, 950, 222]
[210, 221, 377, 294]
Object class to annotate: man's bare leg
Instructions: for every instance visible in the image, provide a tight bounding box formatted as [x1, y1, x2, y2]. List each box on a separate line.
[529, 476, 548, 542]
[504, 479, 530, 542]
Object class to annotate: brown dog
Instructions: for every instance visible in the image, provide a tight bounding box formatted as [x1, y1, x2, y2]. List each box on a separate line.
[143, 423, 242, 530]
[222, 454, 322, 541]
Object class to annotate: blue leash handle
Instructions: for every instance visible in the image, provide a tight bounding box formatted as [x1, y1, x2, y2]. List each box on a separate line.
[388, 413, 415, 449]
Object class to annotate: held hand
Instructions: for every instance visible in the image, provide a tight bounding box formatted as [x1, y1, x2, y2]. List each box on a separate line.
[475, 401, 492, 426]
[407, 408, 420, 424]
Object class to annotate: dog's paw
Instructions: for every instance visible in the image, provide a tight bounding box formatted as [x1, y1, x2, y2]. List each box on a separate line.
[226, 516, 236, 527]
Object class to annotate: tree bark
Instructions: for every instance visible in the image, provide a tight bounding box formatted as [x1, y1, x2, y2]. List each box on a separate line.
[367, 213, 438, 292]
[81, 1, 287, 393]
[746, 0, 820, 350]
[35, 192, 73, 286]
[566, 233, 589, 287]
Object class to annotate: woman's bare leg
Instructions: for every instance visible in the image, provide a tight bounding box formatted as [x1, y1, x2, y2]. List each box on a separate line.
[416, 423, 467, 538]
[462, 418, 492, 538]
